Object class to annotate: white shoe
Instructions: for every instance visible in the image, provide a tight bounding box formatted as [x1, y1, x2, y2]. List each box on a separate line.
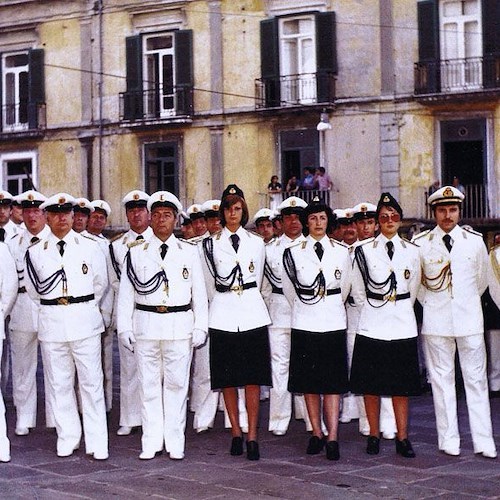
[93, 451, 109, 460]
[139, 450, 160, 460]
[272, 430, 286, 436]
[116, 426, 132, 436]
[169, 451, 184, 460]
[481, 449, 497, 459]
[57, 448, 76, 458]
[0, 451, 11, 463]
[442, 448, 460, 457]
[241, 427, 248, 434]
[196, 426, 209, 434]
[339, 416, 352, 424]
[359, 429, 370, 436]
[382, 432, 396, 440]
[15, 427, 29, 436]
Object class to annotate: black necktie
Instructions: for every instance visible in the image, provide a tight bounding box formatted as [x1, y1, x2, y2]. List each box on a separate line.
[386, 241, 394, 260]
[31, 236, 40, 244]
[314, 241, 324, 261]
[136, 235, 144, 241]
[0, 228, 5, 242]
[57, 240, 65, 257]
[443, 234, 453, 253]
[160, 243, 168, 260]
[230, 234, 240, 253]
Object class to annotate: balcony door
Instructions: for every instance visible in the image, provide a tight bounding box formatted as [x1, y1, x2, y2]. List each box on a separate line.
[439, 0, 483, 90]
[2, 52, 29, 131]
[279, 16, 316, 104]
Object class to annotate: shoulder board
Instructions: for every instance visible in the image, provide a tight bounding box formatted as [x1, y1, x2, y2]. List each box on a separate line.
[19, 236, 24, 245]
[144, 242, 149, 250]
[330, 238, 347, 248]
[412, 229, 431, 242]
[80, 233, 96, 242]
[401, 237, 419, 247]
[110, 232, 125, 243]
[178, 237, 198, 246]
[127, 239, 146, 249]
[28, 238, 42, 248]
[463, 226, 482, 237]
[287, 240, 305, 250]
[44, 241, 48, 250]
[214, 230, 222, 241]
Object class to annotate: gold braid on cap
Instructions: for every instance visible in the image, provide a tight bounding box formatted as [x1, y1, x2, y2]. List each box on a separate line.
[421, 262, 452, 294]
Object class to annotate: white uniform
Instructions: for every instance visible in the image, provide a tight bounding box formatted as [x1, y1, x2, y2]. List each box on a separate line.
[8, 225, 55, 430]
[117, 234, 208, 458]
[486, 246, 500, 391]
[109, 227, 153, 429]
[262, 233, 309, 434]
[417, 225, 496, 456]
[25, 230, 109, 458]
[0, 242, 19, 461]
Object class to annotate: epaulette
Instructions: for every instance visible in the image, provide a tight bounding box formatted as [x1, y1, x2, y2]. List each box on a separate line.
[178, 237, 197, 246]
[331, 238, 348, 248]
[462, 226, 482, 237]
[288, 240, 305, 250]
[214, 230, 222, 241]
[127, 239, 146, 249]
[28, 238, 42, 248]
[110, 232, 125, 243]
[401, 237, 419, 247]
[412, 229, 432, 242]
[81, 233, 97, 242]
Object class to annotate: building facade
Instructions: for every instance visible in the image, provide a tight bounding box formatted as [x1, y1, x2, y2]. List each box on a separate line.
[0, 0, 498, 231]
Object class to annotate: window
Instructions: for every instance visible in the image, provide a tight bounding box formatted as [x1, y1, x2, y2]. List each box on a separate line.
[0, 151, 38, 194]
[144, 142, 178, 195]
[1, 49, 44, 132]
[123, 31, 193, 121]
[259, 12, 337, 108]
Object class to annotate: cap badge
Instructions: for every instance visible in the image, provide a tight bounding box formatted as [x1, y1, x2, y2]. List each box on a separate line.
[58, 197, 66, 204]
[133, 193, 139, 200]
[312, 196, 320, 202]
[361, 205, 367, 212]
[290, 199, 296, 207]
[229, 187, 236, 194]
[383, 195, 390, 203]
[28, 194, 34, 201]
[212, 204, 218, 210]
[0, 194, 5, 200]
[79, 201, 85, 207]
[193, 207, 199, 213]
[160, 194, 164, 201]
[443, 187, 453, 197]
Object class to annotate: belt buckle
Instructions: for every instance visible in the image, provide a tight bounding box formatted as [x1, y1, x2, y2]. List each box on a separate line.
[384, 292, 396, 302]
[156, 305, 168, 313]
[57, 297, 69, 306]
[230, 285, 243, 295]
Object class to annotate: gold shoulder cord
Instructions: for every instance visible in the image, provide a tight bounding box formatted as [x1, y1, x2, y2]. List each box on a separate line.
[421, 261, 452, 294]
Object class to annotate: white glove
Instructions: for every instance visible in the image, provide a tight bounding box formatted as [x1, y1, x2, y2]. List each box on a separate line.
[119, 331, 136, 352]
[192, 329, 207, 348]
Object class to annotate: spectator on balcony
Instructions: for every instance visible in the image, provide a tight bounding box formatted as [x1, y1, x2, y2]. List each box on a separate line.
[301, 167, 318, 191]
[267, 176, 282, 211]
[452, 176, 465, 195]
[285, 176, 299, 193]
[315, 167, 334, 191]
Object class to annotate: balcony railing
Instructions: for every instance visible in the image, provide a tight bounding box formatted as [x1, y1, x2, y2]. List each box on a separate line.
[255, 72, 336, 109]
[424, 184, 489, 219]
[119, 85, 193, 122]
[257, 189, 334, 212]
[1, 102, 46, 135]
[415, 55, 500, 95]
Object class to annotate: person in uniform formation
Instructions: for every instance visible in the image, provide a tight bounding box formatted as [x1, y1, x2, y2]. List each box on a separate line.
[0, 183, 497, 463]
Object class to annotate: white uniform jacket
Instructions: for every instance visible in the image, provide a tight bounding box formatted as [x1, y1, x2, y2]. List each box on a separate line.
[351, 234, 421, 341]
[201, 226, 271, 332]
[2, 219, 21, 242]
[416, 225, 488, 337]
[8, 225, 51, 332]
[488, 246, 500, 309]
[282, 235, 351, 332]
[24, 230, 108, 342]
[117, 233, 208, 341]
[261, 234, 306, 329]
[0, 242, 18, 339]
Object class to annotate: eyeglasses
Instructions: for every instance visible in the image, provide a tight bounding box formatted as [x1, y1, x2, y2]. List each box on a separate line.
[378, 213, 401, 223]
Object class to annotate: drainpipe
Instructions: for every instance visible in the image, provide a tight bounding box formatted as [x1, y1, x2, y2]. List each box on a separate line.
[95, 0, 104, 199]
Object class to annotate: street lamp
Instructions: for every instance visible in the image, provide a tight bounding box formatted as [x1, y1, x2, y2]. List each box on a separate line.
[316, 109, 332, 169]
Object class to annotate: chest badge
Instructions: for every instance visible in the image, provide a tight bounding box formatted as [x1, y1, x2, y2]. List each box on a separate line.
[249, 260, 255, 273]
[334, 268, 341, 280]
[82, 263, 88, 275]
[404, 269, 410, 280]
[182, 267, 189, 279]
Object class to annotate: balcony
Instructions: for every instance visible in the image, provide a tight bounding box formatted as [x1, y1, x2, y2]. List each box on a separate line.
[0, 102, 46, 139]
[255, 72, 336, 110]
[414, 55, 500, 101]
[119, 85, 193, 125]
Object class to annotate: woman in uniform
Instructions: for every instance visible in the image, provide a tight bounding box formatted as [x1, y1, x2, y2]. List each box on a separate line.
[282, 197, 351, 460]
[202, 184, 271, 461]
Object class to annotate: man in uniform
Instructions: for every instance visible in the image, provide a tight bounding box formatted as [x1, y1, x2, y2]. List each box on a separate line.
[486, 234, 500, 397]
[186, 203, 208, 239]
[253, 208, 275, 243]
[117, 191, 208, 460]
[416, 186, 496, 458]
[72, 198, 93, 234]
[109, 190, 153, 436]
[203, 199, 222, 236]
[7, 190, 54, 436]
[25, 193, 109, 459]
[262, 196, 308, 436]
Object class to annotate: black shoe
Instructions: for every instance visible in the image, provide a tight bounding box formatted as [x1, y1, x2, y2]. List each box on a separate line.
[246, 440, 260, 461]
[230, 436, 243, 456]
[366, 436, 380, 455]
[396, 438, 416, 458]
[307, 436, 325, 455]
[326, 440, 340, 461]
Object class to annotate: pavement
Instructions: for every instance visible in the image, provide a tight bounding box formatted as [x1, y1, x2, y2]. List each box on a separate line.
[0, 341, 499, 500]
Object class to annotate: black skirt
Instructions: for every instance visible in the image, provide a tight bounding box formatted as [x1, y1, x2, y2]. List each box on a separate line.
[209, 326, 272, 389]
[350, 334, 421, 397]
[288, 329, 349, 395]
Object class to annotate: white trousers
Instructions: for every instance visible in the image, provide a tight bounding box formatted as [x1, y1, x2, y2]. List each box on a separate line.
[192, 339, 219, 431]
[41, 335, 108, 457]
[101, 328, 114, 412]
[0, 342, 10, 458]
[423, 334, 496, 454]
[486, 329, 500, 392]
[135, 338, 192, 456]
[118, 338, 141, 427]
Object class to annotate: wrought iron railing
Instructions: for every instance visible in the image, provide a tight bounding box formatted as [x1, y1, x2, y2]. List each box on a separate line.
[119, 85, 193, 121]
[255, 72, 336, 109]
[257, 188, 333, 211]
[1, 102, 46, 133]
[415, 55, 500, 95]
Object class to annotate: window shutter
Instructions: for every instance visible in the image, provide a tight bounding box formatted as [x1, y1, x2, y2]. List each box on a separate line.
[28, 48, 44, 129]
[482, 0, 500, 88]
[315, 11, 337, 103]
[124, 35, 143, 120]
[174, 29, 193, 115]
[260, 18, 280, 107]
[417, 0, 440, 93]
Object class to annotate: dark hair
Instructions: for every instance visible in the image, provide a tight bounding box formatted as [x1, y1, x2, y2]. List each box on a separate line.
[219, 194, 249, 228]
[300, 202, 336, 236]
